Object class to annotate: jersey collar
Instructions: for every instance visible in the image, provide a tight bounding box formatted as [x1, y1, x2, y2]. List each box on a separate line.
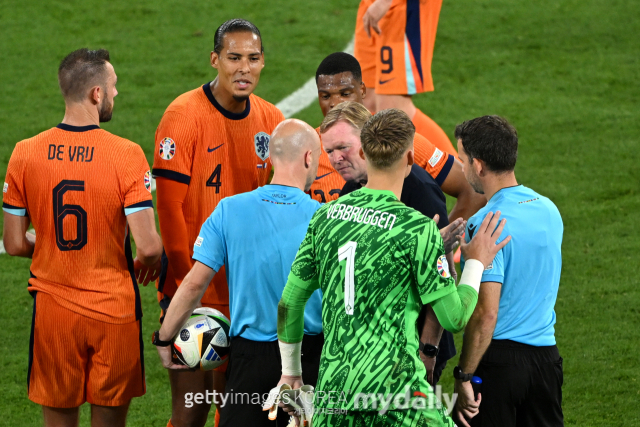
[57, 123, 100, 132]
[359, 186, 398, 200]
[202, 82, 251, 120]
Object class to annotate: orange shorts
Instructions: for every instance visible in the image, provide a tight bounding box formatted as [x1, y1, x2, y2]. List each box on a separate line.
[158, 291, 229, 372]
[354, 0, 442, 95]
[28, 292, 145, 408]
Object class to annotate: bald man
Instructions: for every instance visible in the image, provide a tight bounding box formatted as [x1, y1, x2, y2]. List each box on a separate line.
[156, 119, 324, 427]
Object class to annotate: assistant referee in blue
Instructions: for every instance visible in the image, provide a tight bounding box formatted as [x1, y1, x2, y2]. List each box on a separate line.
[155, 119, 324, 427]
[453, 116, 564, 427]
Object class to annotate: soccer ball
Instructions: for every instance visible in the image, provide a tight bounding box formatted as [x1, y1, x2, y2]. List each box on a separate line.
[172, 307, 231, 370]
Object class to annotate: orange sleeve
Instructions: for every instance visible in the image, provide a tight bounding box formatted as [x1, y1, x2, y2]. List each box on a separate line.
[152, 110, 197, 184]
[122, 144, 153, 214]
[2, 142, 28, 215]
[413, 133, 454, 186]
[156, 176, 192, 283]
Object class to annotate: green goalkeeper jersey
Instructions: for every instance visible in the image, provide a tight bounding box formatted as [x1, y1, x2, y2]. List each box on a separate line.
[278, 187, 457, 411]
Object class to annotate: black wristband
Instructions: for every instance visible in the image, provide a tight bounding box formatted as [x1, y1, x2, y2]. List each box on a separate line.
[151, 330, 172, 347]
[419, 342, 439, 358]
[453, 365, 473, 382]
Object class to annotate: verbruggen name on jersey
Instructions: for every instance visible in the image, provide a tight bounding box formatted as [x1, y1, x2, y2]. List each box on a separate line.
[326, 203, 398, 230]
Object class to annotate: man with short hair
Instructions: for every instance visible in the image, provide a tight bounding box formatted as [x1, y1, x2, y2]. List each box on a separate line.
[151, 18, 285, 427]
[321, 101, 459, 385]
[3, 48, 163, 427]
[309, 52, 485, 224]
[155, 119, 324, 427]
[452, 116, 564, 427]
[272, 109, 510, 426]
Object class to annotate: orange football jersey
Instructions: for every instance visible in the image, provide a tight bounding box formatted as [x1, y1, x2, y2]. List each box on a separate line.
[152, 83, 285, 305]
[3, 124, 153, 324]
[309, 127, 454, 203]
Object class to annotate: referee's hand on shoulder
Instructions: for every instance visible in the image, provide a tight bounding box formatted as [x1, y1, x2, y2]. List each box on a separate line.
[460, 211, 511, 268]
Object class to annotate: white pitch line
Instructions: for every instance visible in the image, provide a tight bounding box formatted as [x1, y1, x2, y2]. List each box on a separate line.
[0, 38, 355, 255]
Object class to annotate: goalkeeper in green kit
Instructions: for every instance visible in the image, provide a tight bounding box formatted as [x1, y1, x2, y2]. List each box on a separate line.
[271, 109, 511, 427]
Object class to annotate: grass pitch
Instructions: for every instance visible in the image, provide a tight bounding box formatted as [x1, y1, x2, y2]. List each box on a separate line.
[1, 0, 639, 425]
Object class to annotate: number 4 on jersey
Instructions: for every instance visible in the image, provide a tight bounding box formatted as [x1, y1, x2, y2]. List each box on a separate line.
[206, 164, 222, 193]
[338, 241, 357, 315]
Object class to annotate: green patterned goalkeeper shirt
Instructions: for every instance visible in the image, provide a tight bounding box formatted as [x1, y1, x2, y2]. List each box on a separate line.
[278, 187, 457, 411]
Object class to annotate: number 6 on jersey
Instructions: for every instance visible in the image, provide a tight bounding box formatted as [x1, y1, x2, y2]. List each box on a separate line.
[338, 241, 357, 315]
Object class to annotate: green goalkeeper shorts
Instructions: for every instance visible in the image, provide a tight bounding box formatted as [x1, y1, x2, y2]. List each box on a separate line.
[312, 407, 456, 427]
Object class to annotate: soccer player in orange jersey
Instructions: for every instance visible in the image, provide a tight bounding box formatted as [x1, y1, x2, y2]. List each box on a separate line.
[2, 48, 163, 427]
[310, 52, 485, 221]
[151, 19, 285, 427]
[354, 0, 457, 156]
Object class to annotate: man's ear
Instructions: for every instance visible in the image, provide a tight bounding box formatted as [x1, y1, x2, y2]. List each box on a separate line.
[89, 86, 101, 106]
[359, 147, 366, 160]
[305, 150, 313, 168]
[473, 157, 486, 176]
[210, 51, 219, 69]
[407, 149, 415, 167]
[360, 82, 366, 99]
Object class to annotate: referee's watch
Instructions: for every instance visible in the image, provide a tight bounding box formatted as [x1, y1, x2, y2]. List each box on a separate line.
[453, 366, 473, 382]
[419, 342, 439, 358]
[151, 330, 172, 347]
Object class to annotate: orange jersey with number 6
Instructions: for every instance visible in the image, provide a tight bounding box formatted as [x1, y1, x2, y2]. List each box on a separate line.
[3, 124, 153, 324]
[152, 83, 285, 305]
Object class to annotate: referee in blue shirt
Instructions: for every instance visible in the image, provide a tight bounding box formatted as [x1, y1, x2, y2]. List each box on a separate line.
[453, 116, 564, 427]
[155, 119, 324, 427]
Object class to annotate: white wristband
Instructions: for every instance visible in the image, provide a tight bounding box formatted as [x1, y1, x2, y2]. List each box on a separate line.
[459, 259, 485, 293]
[279, 341, 303, 376]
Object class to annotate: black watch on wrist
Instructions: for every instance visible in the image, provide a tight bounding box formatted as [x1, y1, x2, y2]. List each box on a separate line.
[453, 365, 473, 382]
[151, 330, 172, 347]
[419, 342, 439, 358]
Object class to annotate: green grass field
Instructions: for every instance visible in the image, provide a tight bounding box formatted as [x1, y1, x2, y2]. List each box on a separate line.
[1, 0, 639, 425]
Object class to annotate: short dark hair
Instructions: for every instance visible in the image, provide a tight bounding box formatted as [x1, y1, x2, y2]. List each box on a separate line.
[214, 19, 263, 54]
[315, 52, 362, 83]
[58, 48, 110, 102]
[361, 109, 415, 169]
[454, 115, 518, 172]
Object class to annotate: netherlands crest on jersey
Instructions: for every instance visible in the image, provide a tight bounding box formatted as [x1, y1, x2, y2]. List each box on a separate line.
[159, 137, 175, 160]
[254, 132, 270, 161]
[437, 254, 451, 279]
[144, 170, 151, 192]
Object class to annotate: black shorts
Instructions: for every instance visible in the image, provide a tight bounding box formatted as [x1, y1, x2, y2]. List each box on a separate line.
[464, 339, 564, 427]
[218, 334, 324, 427]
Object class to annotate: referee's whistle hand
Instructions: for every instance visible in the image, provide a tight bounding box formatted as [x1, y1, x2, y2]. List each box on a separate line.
[454, 380, 481, 427]
[459, 211, 511, 268]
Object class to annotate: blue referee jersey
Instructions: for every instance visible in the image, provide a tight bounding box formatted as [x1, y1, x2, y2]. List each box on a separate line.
[462, 185, 563, 346]
[192, 185, 323, 342]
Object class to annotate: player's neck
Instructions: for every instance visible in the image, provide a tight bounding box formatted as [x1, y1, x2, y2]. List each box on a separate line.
[61, 103, 100, 128]
[364, 168, 405, 200]
[271, 168, 306, 192]
[482, 172, 518, 201]
[210, 79, 248, 114]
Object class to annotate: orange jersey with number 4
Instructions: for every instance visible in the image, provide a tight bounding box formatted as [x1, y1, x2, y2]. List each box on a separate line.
[152, 83, 285, 305]
[3, 124, 153, 324]
[309, 128, 453, 203]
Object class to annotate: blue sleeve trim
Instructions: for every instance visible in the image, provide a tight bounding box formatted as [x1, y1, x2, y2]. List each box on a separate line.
[435, 154, 454, 186]
[125, 206, 153, 216]
[192, 253, 222, 272]
[152, 168, 191, 185]
[3, 202, 27, 217]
